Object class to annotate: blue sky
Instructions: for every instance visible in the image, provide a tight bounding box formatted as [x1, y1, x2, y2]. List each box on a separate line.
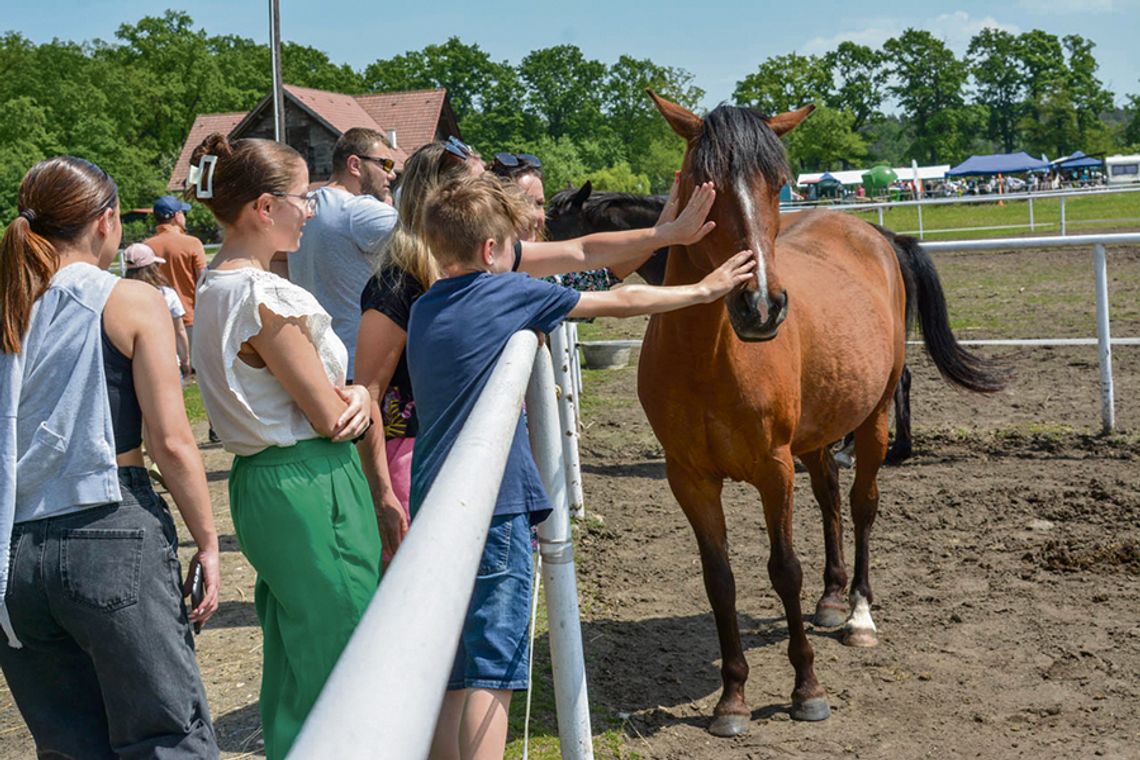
[7, 0, 1140, 109]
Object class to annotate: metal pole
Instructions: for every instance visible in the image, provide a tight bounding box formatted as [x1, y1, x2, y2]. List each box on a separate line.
[1029, 196, 1035, 232]
[877, 206, 884, 227]
[1060, 195, 1067, 236]
[550, 324, 585, 519]
[289, 333, 539, 759]
[269, 0, 285, 142]
[568, 322, 583, 417]
[917, 200, 924, 240]
[527, 348, 594, 760]
[1092, 243, 1115, 434]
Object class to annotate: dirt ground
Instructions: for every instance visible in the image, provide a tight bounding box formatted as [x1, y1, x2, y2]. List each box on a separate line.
[1, 246, 1138, 759]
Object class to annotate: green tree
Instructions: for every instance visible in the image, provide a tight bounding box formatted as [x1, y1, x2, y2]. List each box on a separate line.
[1123, 90, 1140, 149]
[530, 134, 589, 194]
[1062, 34, 1114, 149]
[968, 28, 1025, 152]
[281, 42, 365, 94]
[733, 52, 832, 114]
[363, 37, 504, 123]
[0, 97, 53, 223]
[884, 29, 971, 163]
[581, 161, 651, 194]
[519, 45, 607, 139]
[783, 105, 868, 173]
[824, 42, 887, 132]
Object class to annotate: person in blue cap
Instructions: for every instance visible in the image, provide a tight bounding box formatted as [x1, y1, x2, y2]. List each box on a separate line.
[145, 196, 207, 359]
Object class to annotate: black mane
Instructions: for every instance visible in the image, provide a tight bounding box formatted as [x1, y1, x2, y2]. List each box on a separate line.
[689, 104, 789, 189]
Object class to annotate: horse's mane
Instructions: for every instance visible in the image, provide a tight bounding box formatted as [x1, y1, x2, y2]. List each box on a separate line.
[690, 104, 789, 188]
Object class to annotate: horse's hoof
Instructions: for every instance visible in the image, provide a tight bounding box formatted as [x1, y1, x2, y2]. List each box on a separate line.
[708, 713, 750, 737]
[790, 697, 831, 722]
[842, 627, 879, 647]
[814, 603, 848, 628]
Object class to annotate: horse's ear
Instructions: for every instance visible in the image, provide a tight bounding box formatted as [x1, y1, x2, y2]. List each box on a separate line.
[572, 180, 593, 208]
[646, 88, 701, 142]
[766, 104, 816, 137]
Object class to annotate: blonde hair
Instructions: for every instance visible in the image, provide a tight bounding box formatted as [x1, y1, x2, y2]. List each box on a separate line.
[422, 175, 535, 268]
[382, 141, 472, 288]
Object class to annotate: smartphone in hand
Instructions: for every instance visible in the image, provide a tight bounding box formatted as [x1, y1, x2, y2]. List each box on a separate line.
[190, 563, 204, 635]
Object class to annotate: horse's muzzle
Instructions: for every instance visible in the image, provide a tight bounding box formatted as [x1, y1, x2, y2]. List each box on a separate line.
[727, 288, 788, 342]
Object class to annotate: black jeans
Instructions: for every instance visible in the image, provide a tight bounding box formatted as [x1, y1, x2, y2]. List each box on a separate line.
[0, 467, 217, 759]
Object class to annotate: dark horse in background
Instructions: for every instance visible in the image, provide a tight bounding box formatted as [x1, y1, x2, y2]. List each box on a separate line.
[634, 90, 1008, 736]
[547, 183, 917, 465]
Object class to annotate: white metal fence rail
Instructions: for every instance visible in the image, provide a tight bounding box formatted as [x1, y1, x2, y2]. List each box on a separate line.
[289, 332, 592, 759]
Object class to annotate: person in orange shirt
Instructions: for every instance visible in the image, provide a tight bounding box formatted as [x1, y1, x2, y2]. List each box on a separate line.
[146, 196, 207, 352]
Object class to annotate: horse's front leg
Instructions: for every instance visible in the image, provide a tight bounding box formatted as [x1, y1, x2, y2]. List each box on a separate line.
[665, 460, 750, 737]
[756, 449, 830, 721]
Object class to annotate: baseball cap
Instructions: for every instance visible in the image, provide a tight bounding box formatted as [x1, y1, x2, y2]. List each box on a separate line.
[123, 243, 166, 269]
[154, 195, 192, 219]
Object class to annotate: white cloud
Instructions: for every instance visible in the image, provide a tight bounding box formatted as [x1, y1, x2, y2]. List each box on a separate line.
[801, 11, 1020, 56]
[1018, 0, 1114, 13]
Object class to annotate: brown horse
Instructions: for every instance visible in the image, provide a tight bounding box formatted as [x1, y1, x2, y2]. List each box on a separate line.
[637, 91, 1007, 736]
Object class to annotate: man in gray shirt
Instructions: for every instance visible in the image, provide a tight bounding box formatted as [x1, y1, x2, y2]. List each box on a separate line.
[289, 127, 398, 378]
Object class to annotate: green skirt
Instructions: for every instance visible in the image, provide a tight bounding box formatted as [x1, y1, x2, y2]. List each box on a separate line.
[229, 438, 382, 760]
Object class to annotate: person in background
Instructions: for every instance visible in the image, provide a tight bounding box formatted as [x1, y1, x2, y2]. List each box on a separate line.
[288, 127, 398, 380]
[123, 242, 191, 375]
[147, 195, 206, 355]
[186, 132, 387, 759]
[0, 156, 220, 758]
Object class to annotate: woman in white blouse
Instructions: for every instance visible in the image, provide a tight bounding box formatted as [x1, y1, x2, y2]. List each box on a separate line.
[185, 132, 383, 760]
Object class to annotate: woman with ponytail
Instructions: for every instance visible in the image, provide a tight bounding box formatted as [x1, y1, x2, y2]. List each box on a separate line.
[186, 133, 385, 758]
[0, 157, 219, 757]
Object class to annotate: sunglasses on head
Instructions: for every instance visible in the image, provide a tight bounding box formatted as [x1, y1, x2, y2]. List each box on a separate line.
[358, 154, 395, 173]
[442, 135, 475, 162]
[493, 152, 542, 170]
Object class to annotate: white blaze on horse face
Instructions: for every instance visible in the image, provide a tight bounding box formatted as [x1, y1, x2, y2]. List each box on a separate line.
[734, 175, 769, 305]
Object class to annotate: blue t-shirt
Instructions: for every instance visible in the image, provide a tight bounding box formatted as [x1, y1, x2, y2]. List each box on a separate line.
[407, 272, 581, 521]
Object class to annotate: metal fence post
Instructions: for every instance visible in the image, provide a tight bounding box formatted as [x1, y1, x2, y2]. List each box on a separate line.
[1060, 195, 1067, 236]
[1092, 243, 1115, 434]
[527, 347, 594, 760]
[1028, 196, 1035, 231]
[917, 200, 924, 240]
[877, 206, 884, 227]
[550, 324, 585, 519]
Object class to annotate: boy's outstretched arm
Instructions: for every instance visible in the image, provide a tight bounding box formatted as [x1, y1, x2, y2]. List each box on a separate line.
[518, 182, 718, 278]
[569, 250, 755, 319]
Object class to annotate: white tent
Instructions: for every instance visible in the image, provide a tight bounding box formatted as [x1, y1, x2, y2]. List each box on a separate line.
[797, 164, 951, 187]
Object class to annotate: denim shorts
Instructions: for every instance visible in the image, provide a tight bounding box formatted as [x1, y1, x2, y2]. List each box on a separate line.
[448, 512, 535, 690]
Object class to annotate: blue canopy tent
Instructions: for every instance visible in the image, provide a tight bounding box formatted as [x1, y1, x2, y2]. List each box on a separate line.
[1052, 151, 1103, 170]
[813, 171, 844, 199]
[946, 152, 1051, 177]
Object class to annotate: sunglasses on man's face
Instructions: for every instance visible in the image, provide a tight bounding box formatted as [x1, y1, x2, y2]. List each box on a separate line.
[358, 155, 396, 173]
[493, 152, 542, 170]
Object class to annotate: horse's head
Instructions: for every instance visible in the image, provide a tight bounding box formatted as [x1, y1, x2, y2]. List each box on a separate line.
[545, 181, 594, 242]
[648, 89, 813, 342]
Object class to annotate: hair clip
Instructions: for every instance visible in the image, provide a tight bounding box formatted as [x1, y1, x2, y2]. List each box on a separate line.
[189, 155, 217, 199]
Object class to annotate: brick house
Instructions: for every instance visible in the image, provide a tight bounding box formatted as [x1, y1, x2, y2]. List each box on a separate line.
[168, 84, 460, 191]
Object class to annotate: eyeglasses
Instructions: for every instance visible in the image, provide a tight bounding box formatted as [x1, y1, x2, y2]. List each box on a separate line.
[358, 155, 396, 173]
[493, 152, 542, 170]
[272, 192, 317, 214]
[442, 135, 475, 162]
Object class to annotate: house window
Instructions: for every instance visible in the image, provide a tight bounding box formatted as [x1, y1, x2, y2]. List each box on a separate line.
[1110, 163, 1138, 176]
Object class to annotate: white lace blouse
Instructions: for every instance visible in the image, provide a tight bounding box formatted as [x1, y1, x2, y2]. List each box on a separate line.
[192, 267, 348, 456]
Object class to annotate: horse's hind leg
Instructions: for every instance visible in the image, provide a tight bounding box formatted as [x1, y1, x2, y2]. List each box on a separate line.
[885, 364, 913, 465]
[845, 407, 890, 647]
[665, 461, 751, 737]
[756, 449, 829, 721]
[799, 448, 849, 627]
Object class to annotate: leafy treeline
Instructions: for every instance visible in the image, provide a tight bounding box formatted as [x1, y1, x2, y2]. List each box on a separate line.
[3, 10, 1140, 227]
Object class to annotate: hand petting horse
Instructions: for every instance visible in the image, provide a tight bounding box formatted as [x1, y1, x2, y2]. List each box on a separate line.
[546, 182, 918, 466]
[637, 90, 1009, 737]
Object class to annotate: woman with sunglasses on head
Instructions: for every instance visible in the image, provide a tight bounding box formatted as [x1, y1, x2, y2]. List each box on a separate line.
[354, 139, 716, 565]
[186, 133, 387, 759]
[0, 157, 219, 757]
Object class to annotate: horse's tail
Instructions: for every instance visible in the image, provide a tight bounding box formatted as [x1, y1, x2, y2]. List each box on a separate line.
[874, 225, 1010, 393]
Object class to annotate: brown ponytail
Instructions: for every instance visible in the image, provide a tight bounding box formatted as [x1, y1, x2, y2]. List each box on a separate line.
[1, 157, 118, 354]
[185, 133, 305, 225]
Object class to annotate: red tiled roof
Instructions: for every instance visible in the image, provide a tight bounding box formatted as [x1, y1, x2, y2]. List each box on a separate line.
[168, 86, 448, 189]
[354, 89, 449, 154]
[168, 112, 245, 190]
